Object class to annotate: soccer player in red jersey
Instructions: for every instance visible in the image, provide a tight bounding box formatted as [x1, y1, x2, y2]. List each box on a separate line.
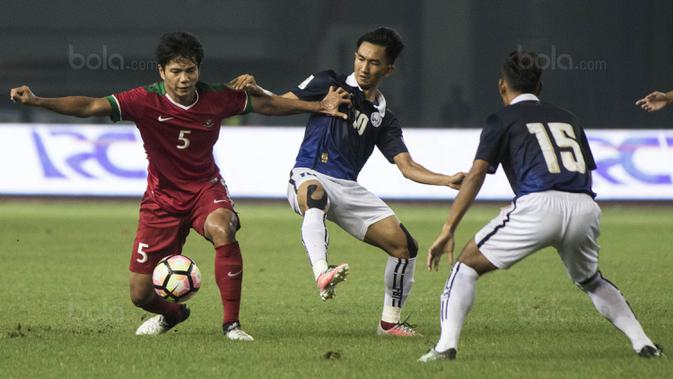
[9, 31, 350, 341]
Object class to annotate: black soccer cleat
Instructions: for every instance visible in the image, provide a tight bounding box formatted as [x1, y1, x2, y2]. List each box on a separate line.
[638, 344, 663, 358]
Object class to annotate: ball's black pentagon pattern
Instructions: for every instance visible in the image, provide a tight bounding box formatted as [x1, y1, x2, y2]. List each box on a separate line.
[153, 255, 200, 303]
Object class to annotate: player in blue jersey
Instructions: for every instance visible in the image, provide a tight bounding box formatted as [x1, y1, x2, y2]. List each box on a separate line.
[279, 27, 464, 337]
[419, 51, 662, 361]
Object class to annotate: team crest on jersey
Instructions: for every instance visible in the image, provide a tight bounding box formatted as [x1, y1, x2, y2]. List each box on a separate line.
[370, 111, 382, 127]
[202, 119, 214, 128]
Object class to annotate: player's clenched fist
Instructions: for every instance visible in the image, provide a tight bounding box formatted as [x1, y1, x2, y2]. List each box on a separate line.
[446, 172, 466, 190]
[10, 85, 37, 105]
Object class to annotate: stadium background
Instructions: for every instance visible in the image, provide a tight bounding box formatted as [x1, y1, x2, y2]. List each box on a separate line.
[2, 0, 673, 129]
[2, 2, 672, 377]
[2, 0, 672, 201]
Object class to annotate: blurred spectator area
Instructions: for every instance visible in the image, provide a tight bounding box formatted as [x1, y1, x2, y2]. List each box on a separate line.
[1, 0, 672, 128]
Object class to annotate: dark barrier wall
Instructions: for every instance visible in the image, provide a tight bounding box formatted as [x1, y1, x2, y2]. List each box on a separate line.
[2, 0, 672, 128]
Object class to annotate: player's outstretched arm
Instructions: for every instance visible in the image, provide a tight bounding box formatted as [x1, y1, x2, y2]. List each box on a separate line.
[427, 159, 488, 271]
[635, 90, 673, 112]
[227, 73, 350, 119]
[393, 152, 465, 189]
[249, 86, 350, 119]
[10, 85, 111, 118]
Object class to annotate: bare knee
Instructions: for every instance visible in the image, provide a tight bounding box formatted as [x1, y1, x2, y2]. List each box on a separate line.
[386, 224, 418, 259]
[204, 209, 238, 246]
[458, 239, 497, 275]
[205, 222, 237, 245]
[129, 273, 154, 307]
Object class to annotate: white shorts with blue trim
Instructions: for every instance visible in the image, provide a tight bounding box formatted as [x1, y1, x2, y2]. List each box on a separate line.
[475, 190, 601, 284]
[287, 167, 395, 240]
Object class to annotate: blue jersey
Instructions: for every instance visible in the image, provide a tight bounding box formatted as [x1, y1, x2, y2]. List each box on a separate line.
[475, 96, 597, 198]
[290, 70, 408, 181]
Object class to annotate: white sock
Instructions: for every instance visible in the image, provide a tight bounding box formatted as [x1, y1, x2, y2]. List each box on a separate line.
[583, 273, 654, 351]
[382, 256, 416, 323]
[381, 305, 401, 324]
[435, 262, 479, 352]
[301, 208, 329, 280]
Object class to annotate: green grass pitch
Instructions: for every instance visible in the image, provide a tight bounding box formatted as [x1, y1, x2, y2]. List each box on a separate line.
[1, 200, 671, 378]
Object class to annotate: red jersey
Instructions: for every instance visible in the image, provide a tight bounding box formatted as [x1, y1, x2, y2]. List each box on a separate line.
[106, 81, 250, 213]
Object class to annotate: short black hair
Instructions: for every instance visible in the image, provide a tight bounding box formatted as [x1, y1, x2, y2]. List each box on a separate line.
[502, 51, 543, 94]
[155, 32, 204, 67]
[356, 27, 405, 64]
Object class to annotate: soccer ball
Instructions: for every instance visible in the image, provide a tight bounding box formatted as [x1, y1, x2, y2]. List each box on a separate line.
[152, 255, 202, 303]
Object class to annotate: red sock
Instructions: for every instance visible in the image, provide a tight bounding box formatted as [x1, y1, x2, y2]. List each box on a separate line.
[380, 320, 397, 330]
[215, 242, 243, 325]
[140, 295, 183, 323]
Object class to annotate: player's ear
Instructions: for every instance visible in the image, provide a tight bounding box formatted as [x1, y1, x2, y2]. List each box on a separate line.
[158, 64, 166, 81]
[498, 78, 507, 96]
[498, 78, 509, 105]
[384, 64, 395, 77]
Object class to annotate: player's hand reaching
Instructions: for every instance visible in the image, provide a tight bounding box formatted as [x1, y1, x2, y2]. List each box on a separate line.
[10, 85, 37, 105]
[319, 86, 351, 120]
[446, 172, 467, 190]
[427, 226, 455, 271]
[635, 91, 672, 112]
[228, 74, 257, 91]
[228, 74, 272, 97]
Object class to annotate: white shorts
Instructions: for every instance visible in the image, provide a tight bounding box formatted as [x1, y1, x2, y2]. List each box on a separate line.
[287, 168, 395, 240]
[475, 191, 601, 284]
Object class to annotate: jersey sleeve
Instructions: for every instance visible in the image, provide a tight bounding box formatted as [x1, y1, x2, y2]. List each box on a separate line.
[474, 113, 508, 174]
[215, 86, 251, 118]
[106, 86, 147, 122]
[289, 71, 334, 101]
[376, 114, 409, 163]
